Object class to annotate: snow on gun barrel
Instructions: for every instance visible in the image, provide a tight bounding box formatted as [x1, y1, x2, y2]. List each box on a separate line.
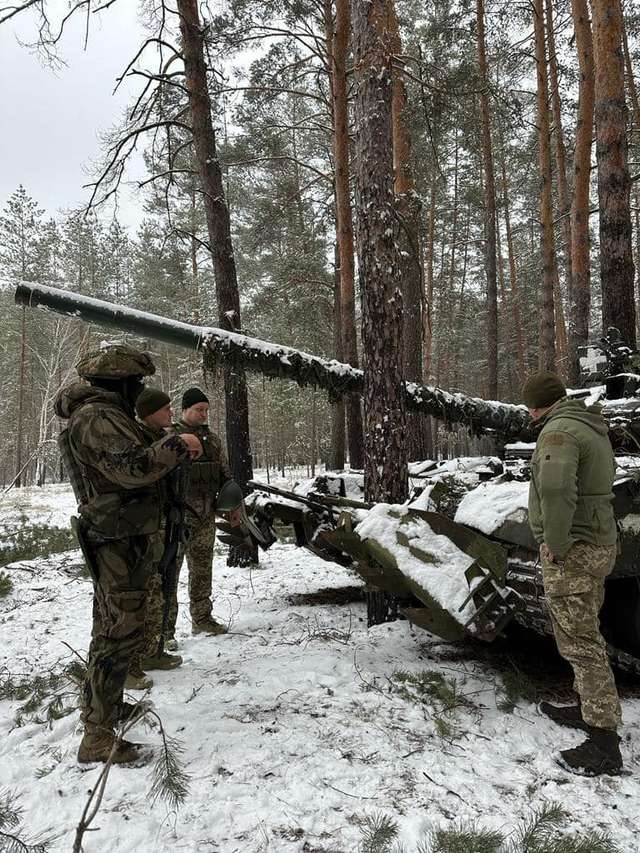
[245, 472, 520, 643]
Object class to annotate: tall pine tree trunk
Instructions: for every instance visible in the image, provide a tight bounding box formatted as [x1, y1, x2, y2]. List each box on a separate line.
[499, 140, 528, 383]
[388, 1, 426, 462]
[569, 0, 595, 382]
[325, 0, 364, 469]
[177, 0, 255, 563]
[476, 0, 498, 398]
[533, 0, 558, 371]
[330, 244, 346, 470]
[353, 0, 409, 625]
[592, 0, 636, 346]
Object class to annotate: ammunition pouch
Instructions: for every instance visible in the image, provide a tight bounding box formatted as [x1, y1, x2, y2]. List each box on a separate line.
[79, 489, 160, 539]
[186, 458, 221, 498]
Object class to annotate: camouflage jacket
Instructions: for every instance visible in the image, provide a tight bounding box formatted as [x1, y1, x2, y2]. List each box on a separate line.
[528, 397, 617, 559]
[172, 420, 231, 518]
[55, 383, 189, 538]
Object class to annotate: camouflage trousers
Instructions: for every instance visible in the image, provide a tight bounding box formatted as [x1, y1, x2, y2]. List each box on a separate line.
[168, 511, 216, 633]
[542, 541, 621, 731]
[81, 534, 151, 733]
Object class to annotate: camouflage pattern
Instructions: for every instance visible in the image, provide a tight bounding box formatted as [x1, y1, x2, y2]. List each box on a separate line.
[140, 529, 166, 657]
[76, 343, 155, 380]
[167, 421, 231, 630]
[542, 542, 621, 730]
[169, 511, 217, 629]
[54, 380, 188, 736]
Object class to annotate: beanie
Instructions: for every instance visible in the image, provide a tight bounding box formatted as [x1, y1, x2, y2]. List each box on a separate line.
[182, 387, 209, 410]
[136, 387, 171, 420]
[521, 371, 566, 409]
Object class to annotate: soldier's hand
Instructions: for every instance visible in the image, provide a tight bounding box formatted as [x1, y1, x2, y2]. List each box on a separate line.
[180, 433, 203, 459]
[228, 506, 243, 528]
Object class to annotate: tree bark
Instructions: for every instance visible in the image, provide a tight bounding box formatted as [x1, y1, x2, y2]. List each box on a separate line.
[177, 0, 255, 563]
[499, 140, 528, 384]
[330, 244, 346, 470]
[569, 0, 596, 384]
[476, 0, 499, 398]
[388, 0, 426, 462]
[353, 0, 409, 625]
[592, 0, 636, 346]
[544, 0, 570, 374]
[325, 0, 365, 469]
[545, 0, 573, 297]
[533, 0, 558, 371]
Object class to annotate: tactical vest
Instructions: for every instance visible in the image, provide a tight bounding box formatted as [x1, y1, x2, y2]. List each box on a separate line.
[173, 423, 224, 500]
[62, 406, 161, 539]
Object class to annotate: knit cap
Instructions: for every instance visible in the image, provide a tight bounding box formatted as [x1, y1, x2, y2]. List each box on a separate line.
[521, 371, 566, 409]
[136, 387, 171, 419]
[182, 387, 209, 410]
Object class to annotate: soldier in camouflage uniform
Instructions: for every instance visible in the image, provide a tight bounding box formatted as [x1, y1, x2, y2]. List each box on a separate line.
[169, 387, 241, 639]
[523, 371, 622, 776]
[134, 388, 183, 672]
[54, 346, 202, 765]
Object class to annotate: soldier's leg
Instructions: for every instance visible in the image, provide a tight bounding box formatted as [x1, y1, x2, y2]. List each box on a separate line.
[81, 535, 149, 735]
[543, 545, 621, 731]
[140, 529, 165, 658]
[184, 513, 216, 626]
[166, 551, 184, 641]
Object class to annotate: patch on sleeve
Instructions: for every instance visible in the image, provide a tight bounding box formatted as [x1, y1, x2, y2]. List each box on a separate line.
[542, 433, 565, 446]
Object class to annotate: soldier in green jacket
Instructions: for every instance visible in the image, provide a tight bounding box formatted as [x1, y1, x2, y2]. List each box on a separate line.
[169, 387, 241, 640]
[55, 346, 202, 765]
[523, 371, 622, 776]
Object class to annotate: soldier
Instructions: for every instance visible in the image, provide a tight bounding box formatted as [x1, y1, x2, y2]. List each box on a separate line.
[169, 387, 241, 641]
[55, 345, 202, 765]
[134, 388, 184, 674]
[523, 371, 622, 776]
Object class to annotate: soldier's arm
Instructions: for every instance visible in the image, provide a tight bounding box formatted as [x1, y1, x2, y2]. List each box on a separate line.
[537, 430, 580, 559]
[73, 408, 190, 489]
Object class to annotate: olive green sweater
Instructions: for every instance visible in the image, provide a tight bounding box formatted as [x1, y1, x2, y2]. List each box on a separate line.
[528, 397, 617, 559]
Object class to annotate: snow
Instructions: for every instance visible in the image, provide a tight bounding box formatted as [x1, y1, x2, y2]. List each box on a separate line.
[0, 483, 77, 530]
[355, 505, 477, 624]
[454, 480, 530, 535]
[1, 486, 640, 851]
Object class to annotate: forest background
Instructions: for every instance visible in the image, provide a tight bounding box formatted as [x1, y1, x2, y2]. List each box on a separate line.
[0, 0, 638, 491]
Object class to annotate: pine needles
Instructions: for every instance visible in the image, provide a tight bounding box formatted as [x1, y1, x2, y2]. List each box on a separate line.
[358, 804, 620, 853]
[496, 660, 536, 714]
[0, 789, 49, 852]
[0, 524, 76, 569]
[0, 660, 86, 726]
[358, 812, 399, 853]
[148, 728, 191, 810]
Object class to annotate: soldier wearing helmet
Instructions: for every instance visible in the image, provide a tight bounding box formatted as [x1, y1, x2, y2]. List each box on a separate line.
[54, 343, 202, 765]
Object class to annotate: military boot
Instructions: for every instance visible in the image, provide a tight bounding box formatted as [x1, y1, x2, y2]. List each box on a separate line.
[539, 701, 588, 732]
[558, 727, 623, 776]
[124, 665, 154, 690]
[77, 730, 147, 765]
[192, 616, 227, 636]
[141, 651, 183, 671]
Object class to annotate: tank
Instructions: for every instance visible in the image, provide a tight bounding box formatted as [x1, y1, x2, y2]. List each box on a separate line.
[15, 283, 640, 673]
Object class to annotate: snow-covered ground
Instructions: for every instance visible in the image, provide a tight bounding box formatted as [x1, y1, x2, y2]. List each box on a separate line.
[1, 485, 640, 852]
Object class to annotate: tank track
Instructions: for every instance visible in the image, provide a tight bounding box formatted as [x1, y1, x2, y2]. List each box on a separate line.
[507, 558, 640, 678]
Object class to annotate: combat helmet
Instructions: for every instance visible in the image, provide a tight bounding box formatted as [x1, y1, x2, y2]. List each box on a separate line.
[76, 344, 156, 380]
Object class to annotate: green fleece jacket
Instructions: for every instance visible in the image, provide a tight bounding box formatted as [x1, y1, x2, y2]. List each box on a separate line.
[528, 397, 617, 559]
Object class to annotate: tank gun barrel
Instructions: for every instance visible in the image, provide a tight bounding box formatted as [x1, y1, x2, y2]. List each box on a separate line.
[15, 281, 531, 439]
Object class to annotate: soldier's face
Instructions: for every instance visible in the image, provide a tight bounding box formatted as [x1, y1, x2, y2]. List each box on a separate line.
[183, 402, 209, 426]
[146, 403, 172, 430]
